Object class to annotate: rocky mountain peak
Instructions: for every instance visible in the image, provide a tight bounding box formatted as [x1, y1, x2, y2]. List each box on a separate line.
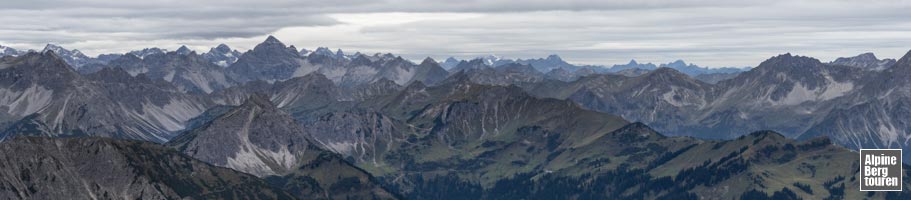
[335, 49, 345, 58]
[203, 44, 241, 67]
[17, 51, 76, 73]
[388, 56, 409, 65]
[890, 49, 911, 72]
[894, 49, 911, 64]
[669, 59, 687, 66]
[263, 35, 282, 44]
[42, 44, 85, 57]
[214, 43, 231, 51]
[175, 45, 192, 55]
[545, 54, 562, 61]
[228, 36, 305, 82]
[128, 47, 167, 58]
[0, 44, 22, 56]
[830, 52, 895, 70]
[40, 44, 91, 68]
[313, 47, 333, 56]
[253, 36, 290, 51]
[420, 57, 438, 65]
[755, 53, 822, 71]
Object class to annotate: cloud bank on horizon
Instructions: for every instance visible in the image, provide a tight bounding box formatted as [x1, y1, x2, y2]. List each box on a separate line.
[2, 0, 911, 67]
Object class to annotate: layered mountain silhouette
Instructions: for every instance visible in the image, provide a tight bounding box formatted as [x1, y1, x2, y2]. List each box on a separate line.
[0, 52, 211, 143]
[3, 36, 911, 199]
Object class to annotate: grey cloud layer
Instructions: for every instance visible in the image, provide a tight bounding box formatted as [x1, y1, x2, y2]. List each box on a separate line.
[2, 0, 910, 67]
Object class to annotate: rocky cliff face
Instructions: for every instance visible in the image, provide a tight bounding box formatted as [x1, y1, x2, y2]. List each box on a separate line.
[203, 44, 243, 67]
[0, 52, 211, 143]
[168, 94, 397, 199]
[800, 50, 911, 161]
[0, 136, 294, 199]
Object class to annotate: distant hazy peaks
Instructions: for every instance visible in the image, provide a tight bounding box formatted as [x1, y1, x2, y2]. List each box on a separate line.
[128, 48, 167, 58]
[545, 54, 562, 61]
[215, 43, 230, 51]
[18, 51, 71, 69]
[856, 52, 877, 60]
[42, 44, 87, 57]
[899, 49, 911, 62]
[206, 44, 235, 54]
[663, 60, 688, 67]
[335, 49, 345, 57]
[203, 43, 241, 67]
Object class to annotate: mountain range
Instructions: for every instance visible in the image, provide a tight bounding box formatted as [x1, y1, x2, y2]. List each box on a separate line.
[2, 36, 911, 199]
[442, 55, 750, 80]
[522, 51, 911, 164]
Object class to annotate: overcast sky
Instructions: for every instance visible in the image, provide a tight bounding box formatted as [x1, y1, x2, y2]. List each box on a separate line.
[2, 0, 911, 67]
